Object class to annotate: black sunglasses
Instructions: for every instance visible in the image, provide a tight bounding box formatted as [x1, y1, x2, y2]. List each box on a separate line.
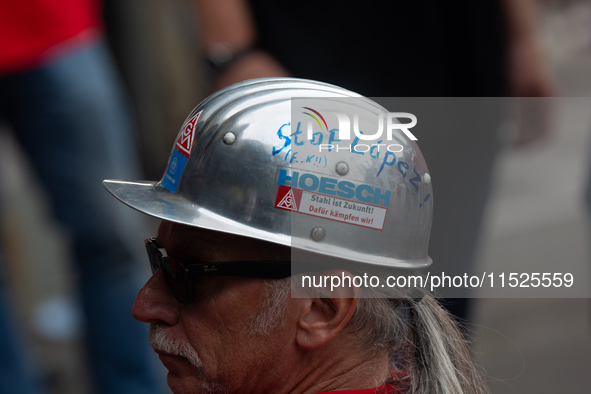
[145, 238, 291, 304]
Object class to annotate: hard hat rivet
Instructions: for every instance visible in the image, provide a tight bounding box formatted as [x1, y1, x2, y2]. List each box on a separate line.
[311, 227, 326, 242]
[335, 162, 349, 176]
[223, 132, 236, 145]
[423, 173, 431, 185]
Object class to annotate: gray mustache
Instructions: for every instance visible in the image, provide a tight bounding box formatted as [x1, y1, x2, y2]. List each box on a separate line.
[149, 323, 203, 369]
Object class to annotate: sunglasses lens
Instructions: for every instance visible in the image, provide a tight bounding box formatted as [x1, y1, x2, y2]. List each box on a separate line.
[162, 257, 195, 304]
[145, 241, 161, 274]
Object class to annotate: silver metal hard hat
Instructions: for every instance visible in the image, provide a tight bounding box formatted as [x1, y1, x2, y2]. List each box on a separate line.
[103, 78, 433, 269]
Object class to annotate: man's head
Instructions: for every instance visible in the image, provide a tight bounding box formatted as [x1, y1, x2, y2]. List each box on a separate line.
[132, 221, 391, 394]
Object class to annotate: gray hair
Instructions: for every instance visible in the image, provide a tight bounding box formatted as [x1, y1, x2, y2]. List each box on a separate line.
[247, 277, 291, 336]
[253, 278, 488, 394]
[351, 294, 488, 394]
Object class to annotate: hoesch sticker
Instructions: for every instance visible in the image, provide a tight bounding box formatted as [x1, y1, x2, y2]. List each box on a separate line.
[275, 168, 389, 230]
[161, 110, 203, 193]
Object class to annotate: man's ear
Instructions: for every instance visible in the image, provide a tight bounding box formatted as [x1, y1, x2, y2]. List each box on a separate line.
[295, 270, 359, 350]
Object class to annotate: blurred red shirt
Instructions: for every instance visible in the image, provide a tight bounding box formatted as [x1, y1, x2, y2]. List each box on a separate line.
[0, 0, 102, 74]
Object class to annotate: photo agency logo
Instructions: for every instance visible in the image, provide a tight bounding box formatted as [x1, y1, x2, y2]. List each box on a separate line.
[273, 98, 424, 179]
[300, 105, 418, 154]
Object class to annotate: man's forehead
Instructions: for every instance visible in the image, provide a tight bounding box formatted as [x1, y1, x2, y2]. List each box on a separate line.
[157, 221, 229, 250]
[156, 221, 291, 261]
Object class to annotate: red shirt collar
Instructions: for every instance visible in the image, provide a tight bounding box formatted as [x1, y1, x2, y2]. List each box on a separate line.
[318, 383, 401, 394]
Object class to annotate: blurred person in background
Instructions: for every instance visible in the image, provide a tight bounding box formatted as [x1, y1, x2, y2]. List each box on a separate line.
[0, 1, 162, 393]
[191, 0, 556, 322]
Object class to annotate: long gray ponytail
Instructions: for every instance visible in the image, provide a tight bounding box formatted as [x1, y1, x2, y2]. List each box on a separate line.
[350, 294, 488, 394]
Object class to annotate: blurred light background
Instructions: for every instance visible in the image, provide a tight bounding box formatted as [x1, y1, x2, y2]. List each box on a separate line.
[0, 0, 590, 393]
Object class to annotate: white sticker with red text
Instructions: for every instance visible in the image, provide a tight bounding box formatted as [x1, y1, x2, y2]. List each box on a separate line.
[275, 185, 387, 230]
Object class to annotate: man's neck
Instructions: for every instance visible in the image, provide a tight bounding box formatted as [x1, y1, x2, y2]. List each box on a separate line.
[283, 341, 392, 394]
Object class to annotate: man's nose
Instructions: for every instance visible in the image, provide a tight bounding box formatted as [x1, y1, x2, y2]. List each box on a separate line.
[132, 269, 180, 326]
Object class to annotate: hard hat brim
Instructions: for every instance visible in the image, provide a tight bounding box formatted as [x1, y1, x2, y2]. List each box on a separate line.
[102, 179, 292, 246]
[102, 179, 432, 270]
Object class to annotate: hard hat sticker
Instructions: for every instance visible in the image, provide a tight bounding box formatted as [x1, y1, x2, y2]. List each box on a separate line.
[161, 110, 203, 193]
[275, 185, 388, 230]
[175, 111, 202, 157]
[275, 185, 303, 210]
[276, 168, 389, 230]
[161, 149, 189, 193]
